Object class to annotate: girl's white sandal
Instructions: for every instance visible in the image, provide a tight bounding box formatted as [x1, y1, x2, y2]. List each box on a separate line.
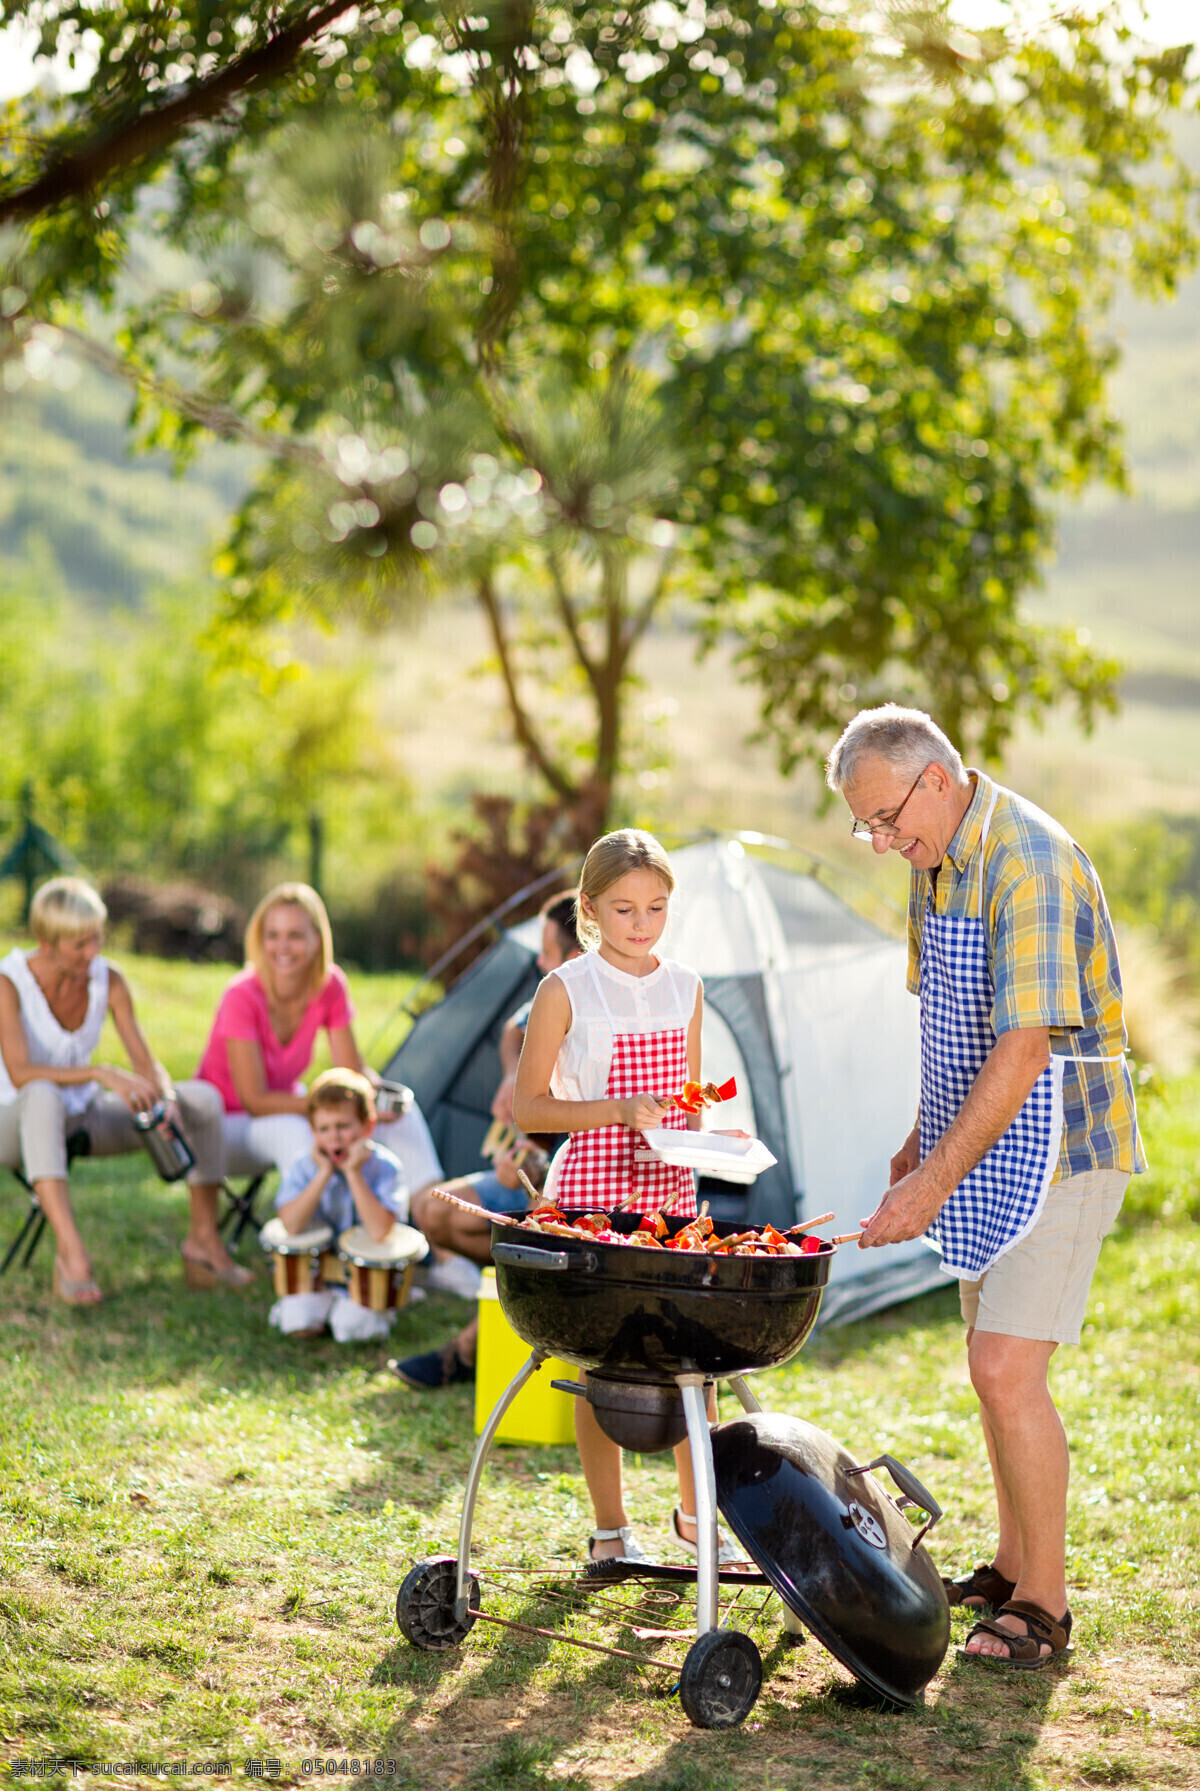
[586, 1525, 649, 1567]
[672, 1507, 752, 1569]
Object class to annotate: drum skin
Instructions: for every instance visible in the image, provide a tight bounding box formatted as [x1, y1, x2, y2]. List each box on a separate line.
[712, 1413, 950, 1705]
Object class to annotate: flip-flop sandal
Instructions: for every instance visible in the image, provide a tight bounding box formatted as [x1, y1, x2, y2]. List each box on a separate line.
[959, 1599, 1073, 1670]
[942, 1561, 1017, 1610]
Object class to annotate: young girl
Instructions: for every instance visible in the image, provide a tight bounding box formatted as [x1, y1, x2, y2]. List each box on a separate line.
[513, 828, 745, 1569]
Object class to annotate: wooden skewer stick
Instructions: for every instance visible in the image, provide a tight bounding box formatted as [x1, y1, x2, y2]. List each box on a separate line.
[832, 1230, 863, 1245]
[517, 1166, 543, 1205]
[427, 1184, 495, 1219]
[786, 1210, 835, 1236]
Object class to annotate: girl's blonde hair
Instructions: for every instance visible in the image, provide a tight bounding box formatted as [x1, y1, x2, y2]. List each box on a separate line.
[244, 883, 333, 999]
[576, 829, 675, 951]
[30, 876, 108, 946]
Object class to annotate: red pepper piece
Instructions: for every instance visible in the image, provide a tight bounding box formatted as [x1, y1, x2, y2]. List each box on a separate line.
[800, 1235, 822, 1254]
[716, 1076, 737, 1101]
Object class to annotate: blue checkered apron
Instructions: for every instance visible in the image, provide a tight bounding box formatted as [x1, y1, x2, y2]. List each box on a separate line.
[918, 789, 1065, 1278]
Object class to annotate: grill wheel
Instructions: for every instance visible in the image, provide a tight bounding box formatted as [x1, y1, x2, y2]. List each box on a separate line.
[678, 1628, 763, 1730]
[395, 1557, 480, 1650]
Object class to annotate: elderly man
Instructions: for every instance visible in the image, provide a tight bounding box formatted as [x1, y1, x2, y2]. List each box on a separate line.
[826, 704, 1142, 1669]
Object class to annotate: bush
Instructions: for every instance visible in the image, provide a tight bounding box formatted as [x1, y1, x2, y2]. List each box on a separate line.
[1119, 1071, 1200, 1226]
[1087, 815, 1200, 981]
[1086, 816, 1200, 1077]
[0, 577, 423, 938]
[328, 863, 432, 973]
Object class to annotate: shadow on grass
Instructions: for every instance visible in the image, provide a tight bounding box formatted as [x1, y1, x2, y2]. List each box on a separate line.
[369, 1573, 1064, 1791]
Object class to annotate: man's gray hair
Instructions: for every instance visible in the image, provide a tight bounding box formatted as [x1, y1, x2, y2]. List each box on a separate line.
[825, 704, 967, 793]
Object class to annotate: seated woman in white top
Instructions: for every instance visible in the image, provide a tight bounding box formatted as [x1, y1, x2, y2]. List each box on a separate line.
[0, 877, 250, 1305]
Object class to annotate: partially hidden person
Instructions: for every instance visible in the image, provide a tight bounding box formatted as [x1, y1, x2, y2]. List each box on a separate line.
[512, 829, 749, 1571]
[0, 876, 250, 1303]
[827, 704, 1143, 1670]
[269, 1068, 408, 1343]
[392, 889, 582, 1390]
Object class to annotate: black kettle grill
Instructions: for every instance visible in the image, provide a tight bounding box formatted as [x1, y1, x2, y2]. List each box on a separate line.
[396, 1211, 950, 1728]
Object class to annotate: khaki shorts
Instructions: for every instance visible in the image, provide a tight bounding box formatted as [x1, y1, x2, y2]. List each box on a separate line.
[958, 1166, 1130, 1346]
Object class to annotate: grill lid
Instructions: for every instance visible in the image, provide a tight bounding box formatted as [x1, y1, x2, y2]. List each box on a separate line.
[712, 1413, 950, 1705]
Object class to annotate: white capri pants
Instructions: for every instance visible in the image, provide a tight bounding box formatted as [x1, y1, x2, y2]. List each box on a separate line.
[0, 1077, 225, 1185]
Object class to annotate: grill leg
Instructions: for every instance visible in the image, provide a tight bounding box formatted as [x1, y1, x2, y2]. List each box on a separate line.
[677, 1373, 718, 1637]
[727, 1375, 762, 1415]
[455, 1351, 546, 1619]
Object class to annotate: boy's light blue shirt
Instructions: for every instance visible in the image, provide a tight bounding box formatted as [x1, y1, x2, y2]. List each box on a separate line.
[276, 1140, 407, 1235]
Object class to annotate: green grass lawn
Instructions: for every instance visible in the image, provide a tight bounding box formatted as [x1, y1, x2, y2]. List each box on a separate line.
[0, 1038, 1197, 1789]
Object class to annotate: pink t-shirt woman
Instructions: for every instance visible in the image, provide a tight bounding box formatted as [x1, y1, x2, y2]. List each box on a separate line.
[197, 883, 444, 1190]
[196, 885, 364, 1179]
[198, 965, 355, 1113]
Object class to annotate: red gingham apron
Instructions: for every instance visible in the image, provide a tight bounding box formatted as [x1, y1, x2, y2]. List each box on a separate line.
[555, 1024, 697, 1218]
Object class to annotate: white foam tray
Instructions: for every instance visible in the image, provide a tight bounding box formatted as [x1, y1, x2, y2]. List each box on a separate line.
[633, 1129, 778, 1185]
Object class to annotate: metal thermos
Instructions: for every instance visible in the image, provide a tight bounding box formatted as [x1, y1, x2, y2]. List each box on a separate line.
[134, 1101, 196, 1182]
[374, 1079, 414, 1121]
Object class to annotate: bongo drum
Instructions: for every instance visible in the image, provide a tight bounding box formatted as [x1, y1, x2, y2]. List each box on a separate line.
[337, 1222, 426, 1313]
[260, 1216, 334, 1299]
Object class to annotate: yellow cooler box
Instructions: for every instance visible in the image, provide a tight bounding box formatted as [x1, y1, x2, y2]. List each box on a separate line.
[474, 1269, 578, 1446]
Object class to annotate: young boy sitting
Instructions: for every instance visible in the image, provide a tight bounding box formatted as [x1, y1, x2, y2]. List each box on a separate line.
[269, 1068, 408, 1343]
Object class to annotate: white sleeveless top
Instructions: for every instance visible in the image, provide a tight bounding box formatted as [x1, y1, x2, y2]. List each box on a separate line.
[0, 947, 111, 1116]
[549, 952, 700, 1103]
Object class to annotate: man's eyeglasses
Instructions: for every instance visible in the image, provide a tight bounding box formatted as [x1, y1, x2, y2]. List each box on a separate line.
[850, 769, 925, 841]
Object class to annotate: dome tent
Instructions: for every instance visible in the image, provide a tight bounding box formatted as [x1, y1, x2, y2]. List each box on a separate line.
[383, 839, 944, 1327]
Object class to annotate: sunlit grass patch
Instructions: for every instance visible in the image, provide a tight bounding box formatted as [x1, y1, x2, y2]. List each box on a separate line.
[0, 1073, 1197, 1787]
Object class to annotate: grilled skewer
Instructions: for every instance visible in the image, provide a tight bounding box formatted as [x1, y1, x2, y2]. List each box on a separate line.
[426, 1184, 495, 1218]
[786, 1211, 835, 1236]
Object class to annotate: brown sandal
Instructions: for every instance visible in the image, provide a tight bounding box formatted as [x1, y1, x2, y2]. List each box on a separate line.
[181, 1249, 254, 1290]
[52, 1258, 104, 1305]
[960, 1599, 1073, 1670]
[941, 1562, 1017, 1610]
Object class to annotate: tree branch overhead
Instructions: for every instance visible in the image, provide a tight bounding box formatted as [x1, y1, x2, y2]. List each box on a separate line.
[0, 0, 361, 225]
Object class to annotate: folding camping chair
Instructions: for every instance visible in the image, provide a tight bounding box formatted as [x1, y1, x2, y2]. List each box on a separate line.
[0, 1129, 91, 1275]
[216, 1128, 286, 1253]
[218, 1171, 271, 1252]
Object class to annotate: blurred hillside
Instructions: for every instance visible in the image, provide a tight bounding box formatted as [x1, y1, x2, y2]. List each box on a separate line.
[0, 365, 256, 605]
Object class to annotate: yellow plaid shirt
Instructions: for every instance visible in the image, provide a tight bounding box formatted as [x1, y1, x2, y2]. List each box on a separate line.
[906, 771, 1144, 1178]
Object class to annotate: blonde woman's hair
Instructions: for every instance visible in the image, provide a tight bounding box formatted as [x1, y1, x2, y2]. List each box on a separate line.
[30, 877, 108, 945]
[576, 829, 675, 951]
[244, 882, 333, 999]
